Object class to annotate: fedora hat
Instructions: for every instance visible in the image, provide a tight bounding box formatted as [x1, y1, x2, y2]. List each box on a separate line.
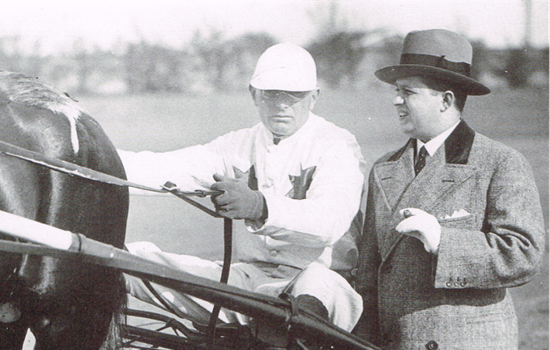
[375, 29, 490, 95]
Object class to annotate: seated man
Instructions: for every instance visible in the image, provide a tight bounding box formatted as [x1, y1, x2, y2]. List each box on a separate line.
[119, 43, 366, 333]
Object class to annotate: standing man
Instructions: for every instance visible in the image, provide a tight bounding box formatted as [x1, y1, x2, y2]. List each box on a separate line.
[355, 29, 545, 349]
[120, 43, 366, 333]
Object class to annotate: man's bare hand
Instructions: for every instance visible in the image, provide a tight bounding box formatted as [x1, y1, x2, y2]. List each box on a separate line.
[396, 208, 441, 254]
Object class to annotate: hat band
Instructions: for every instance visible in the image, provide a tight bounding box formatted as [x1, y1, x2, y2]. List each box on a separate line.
[400, 53, 471, 77]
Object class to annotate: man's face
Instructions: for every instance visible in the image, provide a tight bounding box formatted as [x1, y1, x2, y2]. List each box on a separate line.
[252, 88, 319, 138]
[393, 76, 445, 142]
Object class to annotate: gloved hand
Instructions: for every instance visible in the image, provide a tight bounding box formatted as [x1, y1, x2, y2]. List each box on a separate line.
[210, 174, 266, 220]
[396, 208, 441, 254]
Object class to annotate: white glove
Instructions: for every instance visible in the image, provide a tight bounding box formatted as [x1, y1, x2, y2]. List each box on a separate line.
[396, 208, 441, 254]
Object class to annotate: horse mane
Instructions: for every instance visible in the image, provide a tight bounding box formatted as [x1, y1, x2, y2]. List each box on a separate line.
[0, 71, 84, 153]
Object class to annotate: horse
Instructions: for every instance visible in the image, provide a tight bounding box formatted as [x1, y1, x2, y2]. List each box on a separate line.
[0, 71, 129, 349]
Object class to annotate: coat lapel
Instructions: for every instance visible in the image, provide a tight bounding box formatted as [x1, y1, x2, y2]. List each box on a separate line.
[399, 146, 476, 213]
[372, 140, 415, 255]
[372, 139, 415, 212]
[374, 120, 478, 261]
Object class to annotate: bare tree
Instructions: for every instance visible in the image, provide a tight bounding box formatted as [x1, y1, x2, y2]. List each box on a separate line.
[124, 41, 185, 93]
[307, 31, 368, 89]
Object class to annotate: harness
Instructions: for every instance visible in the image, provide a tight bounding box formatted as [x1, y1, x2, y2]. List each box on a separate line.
[0, 140, 231, 338]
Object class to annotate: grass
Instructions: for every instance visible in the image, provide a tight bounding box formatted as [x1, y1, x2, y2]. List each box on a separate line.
[80, 86, 549, 349]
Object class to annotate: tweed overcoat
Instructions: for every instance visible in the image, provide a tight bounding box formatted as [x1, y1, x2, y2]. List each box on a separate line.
[354, 120, 545, 350]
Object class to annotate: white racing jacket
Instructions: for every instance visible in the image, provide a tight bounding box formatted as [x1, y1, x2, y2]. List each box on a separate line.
[119, 113, 366, 270]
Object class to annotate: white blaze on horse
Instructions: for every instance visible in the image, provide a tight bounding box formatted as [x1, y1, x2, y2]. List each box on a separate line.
[0, 71, 128, 350]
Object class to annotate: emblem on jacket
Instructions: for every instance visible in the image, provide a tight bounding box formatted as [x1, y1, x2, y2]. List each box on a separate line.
[234, 164, 316, 200]
[287, 165, 316, 199]
[233, 166, 258, 190]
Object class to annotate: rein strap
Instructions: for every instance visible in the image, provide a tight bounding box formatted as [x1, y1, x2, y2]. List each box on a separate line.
[0, 140, 220, 217]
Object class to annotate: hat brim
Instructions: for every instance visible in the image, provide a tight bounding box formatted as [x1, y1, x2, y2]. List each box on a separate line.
[375, 65, 490, 95]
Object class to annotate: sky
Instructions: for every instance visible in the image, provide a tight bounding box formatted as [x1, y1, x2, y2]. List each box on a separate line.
[0, 0, 547, 55]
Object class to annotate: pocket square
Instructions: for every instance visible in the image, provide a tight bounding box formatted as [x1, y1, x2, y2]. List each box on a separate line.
[443, 209, 470, 219]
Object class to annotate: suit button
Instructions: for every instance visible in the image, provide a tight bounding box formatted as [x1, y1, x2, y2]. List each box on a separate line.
[426, 340, 438, 349]
[446, 281, 453, 287]
[381, 263, 393, 274]
[270, 250, 278, 257]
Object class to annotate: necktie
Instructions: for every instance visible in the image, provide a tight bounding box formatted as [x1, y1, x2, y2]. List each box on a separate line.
[415, 146, 428, 176]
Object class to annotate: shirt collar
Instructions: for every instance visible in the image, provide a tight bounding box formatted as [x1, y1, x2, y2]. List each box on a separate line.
[416, 120, 461, 157]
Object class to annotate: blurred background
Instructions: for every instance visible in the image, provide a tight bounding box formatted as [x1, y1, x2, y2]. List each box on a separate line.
[6, 1, 547, 349]
[0, 0, 547, 95]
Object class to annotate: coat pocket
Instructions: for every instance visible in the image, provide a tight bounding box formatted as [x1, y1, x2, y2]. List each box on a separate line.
[438, 214, 476, 229]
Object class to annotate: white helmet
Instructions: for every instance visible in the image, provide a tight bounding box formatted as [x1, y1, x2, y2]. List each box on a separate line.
[250, 43, 317, 92]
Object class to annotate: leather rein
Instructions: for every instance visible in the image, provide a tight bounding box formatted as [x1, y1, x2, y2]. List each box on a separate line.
[0, 139, 232, 337]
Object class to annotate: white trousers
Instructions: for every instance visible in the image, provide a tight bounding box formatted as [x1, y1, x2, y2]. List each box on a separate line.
[125, 242, 363, 332]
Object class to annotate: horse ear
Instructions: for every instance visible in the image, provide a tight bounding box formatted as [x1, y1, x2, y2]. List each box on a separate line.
[64, 92, 78, 102]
